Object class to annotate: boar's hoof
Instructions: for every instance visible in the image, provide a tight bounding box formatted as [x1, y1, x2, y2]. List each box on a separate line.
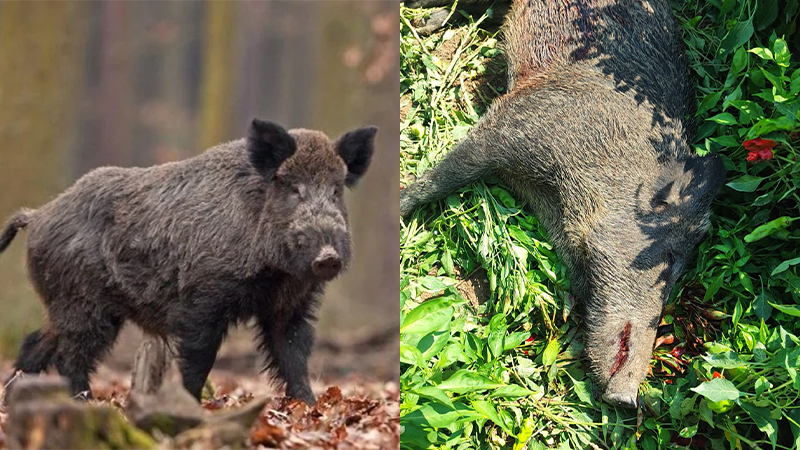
[603, 391, 639, 409]
[312, 248, 342, 280]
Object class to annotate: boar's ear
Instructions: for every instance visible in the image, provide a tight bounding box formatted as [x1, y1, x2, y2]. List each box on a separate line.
[247, 119, 296, 176]
[652, 155, 726, 210]
[335, 126, 377, 187]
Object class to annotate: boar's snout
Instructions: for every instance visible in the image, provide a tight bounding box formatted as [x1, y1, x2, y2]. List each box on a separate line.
[312, 246, 343, 280]
[603, 391, 639, 409]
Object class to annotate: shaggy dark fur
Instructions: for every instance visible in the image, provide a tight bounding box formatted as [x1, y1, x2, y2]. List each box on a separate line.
[400, 0, 726, 408]
[1, 119, 377, 404]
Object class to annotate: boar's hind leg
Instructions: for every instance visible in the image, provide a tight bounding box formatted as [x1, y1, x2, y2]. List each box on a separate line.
[174, 319, 226, 401]
[257, 309, 316, 404]
[400, 135, 493, 219]
[50, 315, 124, 397]
[12, 329, 56, 375]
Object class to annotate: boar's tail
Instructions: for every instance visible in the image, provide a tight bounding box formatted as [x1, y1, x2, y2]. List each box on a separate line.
[0, 208, 34, 253]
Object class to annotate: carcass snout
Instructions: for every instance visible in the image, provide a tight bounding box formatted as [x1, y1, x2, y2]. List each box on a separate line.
[603, 391, 639, 409]
[312, 246, 342, 280]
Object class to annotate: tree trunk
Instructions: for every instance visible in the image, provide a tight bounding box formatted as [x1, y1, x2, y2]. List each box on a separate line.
[0, 1, 90, 357]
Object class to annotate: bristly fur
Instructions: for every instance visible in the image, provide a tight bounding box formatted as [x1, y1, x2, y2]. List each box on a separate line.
[2, 119, 378, 404]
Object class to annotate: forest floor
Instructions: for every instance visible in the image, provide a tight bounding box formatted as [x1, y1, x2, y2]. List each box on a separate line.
[0, 340, 400, 449]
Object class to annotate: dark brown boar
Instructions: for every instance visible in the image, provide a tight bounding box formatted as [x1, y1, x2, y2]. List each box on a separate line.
[0, 119, 377, 404]
[400, 0, 726, 408]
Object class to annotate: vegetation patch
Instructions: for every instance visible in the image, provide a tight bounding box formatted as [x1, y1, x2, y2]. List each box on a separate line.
[400, 1, 800, 448]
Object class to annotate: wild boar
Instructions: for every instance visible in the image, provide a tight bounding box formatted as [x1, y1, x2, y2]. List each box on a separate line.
[0, 119, 377, 404]
[400, 0, 726, 407]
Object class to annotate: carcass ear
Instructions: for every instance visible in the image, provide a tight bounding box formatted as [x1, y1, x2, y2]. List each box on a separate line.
[335, 126, 377, 187]
[652, 155, 726, 212]
[247, 119, 296, 176]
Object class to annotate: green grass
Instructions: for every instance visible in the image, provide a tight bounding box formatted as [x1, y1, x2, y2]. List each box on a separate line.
[400, 1, 800, 449]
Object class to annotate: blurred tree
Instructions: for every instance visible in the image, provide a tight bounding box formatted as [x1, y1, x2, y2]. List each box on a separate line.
[313, 2, 400, 366]
[0, 1, 90, 356]
[199, 0, 238, 150]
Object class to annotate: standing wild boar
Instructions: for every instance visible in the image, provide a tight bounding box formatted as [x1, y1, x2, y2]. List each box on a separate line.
[401, 0, 726, 407]
[0, 119, 377, 404]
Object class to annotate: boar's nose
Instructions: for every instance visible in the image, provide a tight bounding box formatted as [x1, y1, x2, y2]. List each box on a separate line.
[312, 247, 342, 280]
[603, 391, 639, 409]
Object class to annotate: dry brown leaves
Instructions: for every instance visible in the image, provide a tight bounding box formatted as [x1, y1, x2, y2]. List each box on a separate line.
[0, 367, 399, 450]
[250, 385, 399, 450]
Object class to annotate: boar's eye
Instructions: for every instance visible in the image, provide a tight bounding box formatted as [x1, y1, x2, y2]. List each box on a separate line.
[665, 251, 676, 268]
[664, 250, 684, 279]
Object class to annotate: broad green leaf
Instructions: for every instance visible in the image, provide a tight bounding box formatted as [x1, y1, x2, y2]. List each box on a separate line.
[413, 386, 454, 409]
[719, 19, 754, 57]
[731, 47, 748, 74]
[773, 38, 790, 67]
[706, 112, 737, 125]
[726, 175, 765, 193]
[748, 47, 773, 60]
[401, 297, 454, 334]
[690, 378, 741, 402]
[420, 276, 448, 292]
[697, 91, 723, 116]
[437, 369, 503, 394]
[702, 351, 747, 369]
[740, 403, 778, 447]
[769, 302, 800, 317]
[514, 418, 535, 450]
[401, 343, 426, 367]
[471, 399, 512, 434]
[754, 291, 774, 321]
[489, 385, 535, 398]
[771, 257, 800, 276]
[541, 339, 560, 367]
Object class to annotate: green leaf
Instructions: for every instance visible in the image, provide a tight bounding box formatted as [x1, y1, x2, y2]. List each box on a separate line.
[731, 47, 748, 75]
[719, 19, 754, 57]
[773, 38, 790, 67]
[755, 376, 771, 396]
[754, 1, 779, 29]
[441, 247, 454, 276]
[690, 378, 741, 402]
[401, 343, 426, 367]
[572, 379, 594, 404]
[702, 351, 747, 369]
[769, 302, 800, 317]
[754, 291, 774, 321]
[726, 175, 765, 192]
[514, 418, 535, 450]
[771, 257, 800, 276]
[740, 403, 778, 447]
[413, 386, 454, 408]
[401, 297, 455, 334]
[748, 47, 774, 60]
[489, 385, 535, 398]
[471, 399, 512, 434]
[697, 91, 723, 116]
[420, 276, 448, 292]
[437, 369, 503, 394]
[541, 339, 560, 367]
[679, 424, 698, 438]
[706, 112, 738, 125]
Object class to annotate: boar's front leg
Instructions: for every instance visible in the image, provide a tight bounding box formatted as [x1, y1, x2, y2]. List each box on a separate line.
[174, 314, 226, 401]
[256, 304, 316, 404]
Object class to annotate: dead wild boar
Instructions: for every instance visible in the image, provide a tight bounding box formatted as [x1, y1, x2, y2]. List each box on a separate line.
[0, 119, 377, 404]
[400, 0, 726, 407]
